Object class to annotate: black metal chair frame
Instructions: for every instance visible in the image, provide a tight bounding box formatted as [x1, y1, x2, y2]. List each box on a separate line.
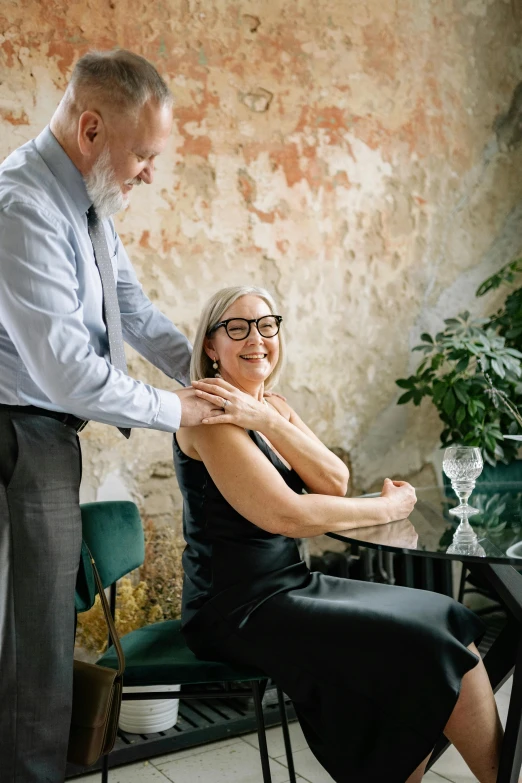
[99, 581, 297, 783]
[457, 565, 504, 616]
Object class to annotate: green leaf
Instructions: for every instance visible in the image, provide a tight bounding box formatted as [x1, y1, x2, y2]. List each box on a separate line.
[420, 333, 434, 344]
[456, 406, 466, 426]
[440, 428, 451, 444]
[432, 383, 446, 404]
[491, 358, 505, 378]
[484, 449, 497, 466]
[455, 356, 470, 373]
[443, 389, 456, 415]
[468, 399, 477, 416]
[494, 443, 505, 459]
[396, 378, 413, 389]
[453, 384, 469, 404]
[397, 391, 414, 405]
[476, 258, 522, 297]
[485, 434, 497, 452]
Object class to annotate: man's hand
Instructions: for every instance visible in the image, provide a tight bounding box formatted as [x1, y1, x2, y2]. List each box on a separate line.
[175, 387, 225, 427]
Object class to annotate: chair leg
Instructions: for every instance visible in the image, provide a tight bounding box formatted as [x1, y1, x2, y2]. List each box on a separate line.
[251, 681, 272, 783]
[101, 753, 109, 783]
[457, 564, 468, 604]
[276, 684, 296, 783]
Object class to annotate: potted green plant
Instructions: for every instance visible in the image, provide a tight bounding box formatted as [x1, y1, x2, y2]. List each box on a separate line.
[395, 258, 522, 467]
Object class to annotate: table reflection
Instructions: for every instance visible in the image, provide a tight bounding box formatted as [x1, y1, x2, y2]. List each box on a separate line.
[329, 482, 522, 564]
[335, 517, 418, 551]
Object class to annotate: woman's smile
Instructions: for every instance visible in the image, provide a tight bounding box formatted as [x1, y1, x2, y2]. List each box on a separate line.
[240, 352, 268, 362]
[205, 294, 280, 396]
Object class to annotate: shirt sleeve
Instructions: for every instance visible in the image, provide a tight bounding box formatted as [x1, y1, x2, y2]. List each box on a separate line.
[0, 201, 182, 431]
[113, 227, 192, 388]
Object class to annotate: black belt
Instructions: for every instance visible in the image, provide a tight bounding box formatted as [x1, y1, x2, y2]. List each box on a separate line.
[0, 404, 88, 433]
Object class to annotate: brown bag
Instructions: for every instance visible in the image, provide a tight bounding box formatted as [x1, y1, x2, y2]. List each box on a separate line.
[67, 551, 125, 767]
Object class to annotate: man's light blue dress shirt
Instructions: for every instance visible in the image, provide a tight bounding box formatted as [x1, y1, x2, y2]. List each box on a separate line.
[0, 127, 191, 431]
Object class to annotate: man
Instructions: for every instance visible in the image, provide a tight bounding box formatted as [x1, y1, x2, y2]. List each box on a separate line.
[0, 49, 224, 782]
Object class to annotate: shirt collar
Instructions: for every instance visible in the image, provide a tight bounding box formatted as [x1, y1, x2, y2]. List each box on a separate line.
[35, 126, 92, 217]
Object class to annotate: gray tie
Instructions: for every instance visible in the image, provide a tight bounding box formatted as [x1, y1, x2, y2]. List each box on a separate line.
[87, 206, 131, 439]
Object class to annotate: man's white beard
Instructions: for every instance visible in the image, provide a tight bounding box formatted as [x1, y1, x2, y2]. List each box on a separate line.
[85, 147, 130, 220]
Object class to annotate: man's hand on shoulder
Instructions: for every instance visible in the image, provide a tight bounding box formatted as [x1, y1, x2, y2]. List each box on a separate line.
[175, 387, 225, 427]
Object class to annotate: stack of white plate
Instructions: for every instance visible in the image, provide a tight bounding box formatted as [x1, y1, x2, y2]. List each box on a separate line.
[118, 684, 181, 734]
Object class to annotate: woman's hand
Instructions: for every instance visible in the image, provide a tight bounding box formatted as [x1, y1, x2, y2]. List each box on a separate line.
[380, 478, 417, 522]
[192, 378, 276, 431]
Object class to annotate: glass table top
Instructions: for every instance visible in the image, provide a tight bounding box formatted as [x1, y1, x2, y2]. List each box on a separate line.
[327, 482, 522, 565]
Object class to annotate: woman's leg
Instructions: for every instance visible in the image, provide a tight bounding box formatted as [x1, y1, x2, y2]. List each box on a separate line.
[405, 754, 431, 783]
[442, 643, 504, 783]
[405, 643, 503, 783]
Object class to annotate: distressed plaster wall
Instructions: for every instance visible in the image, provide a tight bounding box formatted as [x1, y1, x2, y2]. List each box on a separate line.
[1, 0, 522, 529]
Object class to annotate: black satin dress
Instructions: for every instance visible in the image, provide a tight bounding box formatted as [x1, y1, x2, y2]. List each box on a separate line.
[173, 431, 484, 783]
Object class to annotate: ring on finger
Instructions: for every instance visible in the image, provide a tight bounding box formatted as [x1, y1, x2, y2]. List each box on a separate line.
[223, 399, 230, 409]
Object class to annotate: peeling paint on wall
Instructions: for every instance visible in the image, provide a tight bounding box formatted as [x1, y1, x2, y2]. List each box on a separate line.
[1, 0, 522, 524]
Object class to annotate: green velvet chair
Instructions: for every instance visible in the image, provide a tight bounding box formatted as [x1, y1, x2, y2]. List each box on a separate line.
[76, 500, 296, 783]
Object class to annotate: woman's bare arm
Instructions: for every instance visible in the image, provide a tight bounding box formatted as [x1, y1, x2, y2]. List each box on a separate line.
[189, 423, 416, 539]
[261, 399, 348, 495]
[192, 378, 349, 496]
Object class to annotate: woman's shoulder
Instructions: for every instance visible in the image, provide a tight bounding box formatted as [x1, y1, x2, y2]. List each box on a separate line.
[264, 393, 292, 421]
[176, 427, 203, 461]
[179, 422, 253, 462]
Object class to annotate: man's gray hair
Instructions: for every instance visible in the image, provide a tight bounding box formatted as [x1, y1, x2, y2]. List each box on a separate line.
[67, 49, 173, 112]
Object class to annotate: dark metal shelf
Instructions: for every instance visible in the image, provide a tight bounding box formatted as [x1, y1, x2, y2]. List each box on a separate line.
[66, 686, 296, 778]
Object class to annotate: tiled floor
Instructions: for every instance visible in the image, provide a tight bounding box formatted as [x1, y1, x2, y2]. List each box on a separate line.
[72, 677, 513, 783]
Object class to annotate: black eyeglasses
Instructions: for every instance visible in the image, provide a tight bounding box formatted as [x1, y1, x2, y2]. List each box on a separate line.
[208, 315, 283, 341]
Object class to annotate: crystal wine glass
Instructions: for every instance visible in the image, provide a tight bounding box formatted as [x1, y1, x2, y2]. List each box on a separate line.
[443, 446, 485, 556]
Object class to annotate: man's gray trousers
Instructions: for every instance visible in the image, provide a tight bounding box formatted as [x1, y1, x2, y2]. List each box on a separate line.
[0, 411, 82, 782]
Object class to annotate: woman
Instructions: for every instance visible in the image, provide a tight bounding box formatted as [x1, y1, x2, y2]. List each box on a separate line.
[173, 285, 503, 783]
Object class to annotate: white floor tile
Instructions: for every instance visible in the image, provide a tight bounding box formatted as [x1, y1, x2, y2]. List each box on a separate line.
[277, 747, 335, 783]
[496, 690, 511, 728]
[156, 739, 289, 783]
[431, 744, 478, 783]
[152, 737, 243, 766]
[241, 722, 309, 758]
[497, 674, 513, 698]
[71, 760, 173, 783]
[422, 773, 449, 782]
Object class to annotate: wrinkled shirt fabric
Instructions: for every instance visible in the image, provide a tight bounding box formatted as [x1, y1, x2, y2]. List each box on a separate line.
[0, 126, 191, 431]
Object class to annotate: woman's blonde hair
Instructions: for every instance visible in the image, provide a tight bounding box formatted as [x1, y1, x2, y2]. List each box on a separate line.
[190, 286, 285, 389]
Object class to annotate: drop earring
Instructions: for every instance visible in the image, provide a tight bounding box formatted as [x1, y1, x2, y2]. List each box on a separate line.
[212, 359, 221, 378]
